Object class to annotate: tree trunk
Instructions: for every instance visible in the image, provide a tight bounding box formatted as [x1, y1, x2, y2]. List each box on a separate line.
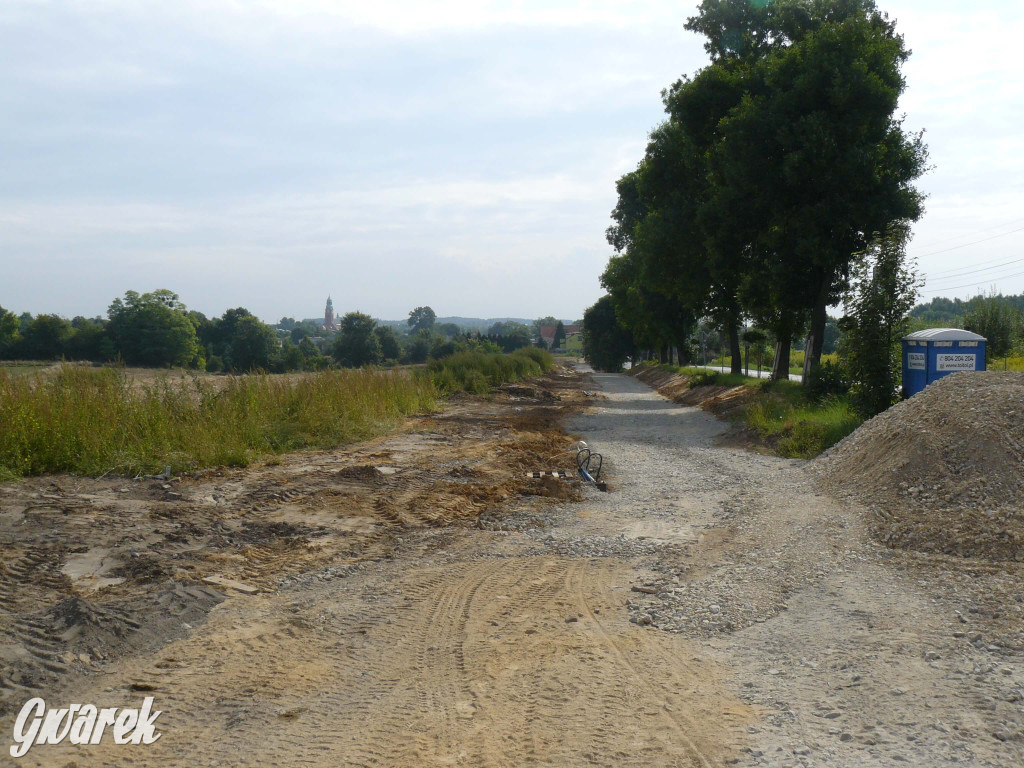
[677, 338, 691, 365]
[728, 323, 742, 375]
[772, 337, 791, 381]
[802, 273, 831, 383]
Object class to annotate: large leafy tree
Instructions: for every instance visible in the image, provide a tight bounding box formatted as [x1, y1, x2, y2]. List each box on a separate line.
[374, 325, 402, 361]
[107, 289, 199, 367]
[606, 55, 748, 372]
[606, 0, 927, 381]
[694, 0, 927, 378]
[839, 225, 920, 416]
[407, 306, 436, 333]
[583, 296, 635, 372]
[228, 315, 278, 371]
[333, 312, 382, 367]
[0, 305, 22, 358]
[18, 314, 73, 360]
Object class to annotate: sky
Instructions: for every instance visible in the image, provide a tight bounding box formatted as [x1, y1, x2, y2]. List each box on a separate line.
[1, 0, 1023, 324]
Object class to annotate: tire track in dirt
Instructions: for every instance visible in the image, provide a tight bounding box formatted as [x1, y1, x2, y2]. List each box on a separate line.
[567, 562, 725, 768]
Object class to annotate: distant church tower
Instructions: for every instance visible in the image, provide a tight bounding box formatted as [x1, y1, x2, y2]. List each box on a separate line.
[323, 296, 337, 331]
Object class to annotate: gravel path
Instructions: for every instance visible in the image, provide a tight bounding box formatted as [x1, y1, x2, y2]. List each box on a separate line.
[533, 364, 1024, 768]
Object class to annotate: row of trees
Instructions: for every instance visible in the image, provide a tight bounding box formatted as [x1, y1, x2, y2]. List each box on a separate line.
[910, 293, 1024, 328]
[960, 294, 1024, 362]
[0, 294, 559, 372]
[596, 0, 928, 386]
[1, 291, 302, 372]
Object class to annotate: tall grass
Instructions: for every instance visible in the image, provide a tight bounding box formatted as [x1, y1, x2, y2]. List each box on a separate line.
[0, 349, 558, 478]
[0, 366, 437, 478]
[428, 347, 555, 395]
[744, 382, 862, 459]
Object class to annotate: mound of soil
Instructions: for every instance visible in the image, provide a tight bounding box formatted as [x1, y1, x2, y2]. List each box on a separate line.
[335, 464, 389, 483]
[816, 371, 1024, 560]
[632, 367, 754, 417]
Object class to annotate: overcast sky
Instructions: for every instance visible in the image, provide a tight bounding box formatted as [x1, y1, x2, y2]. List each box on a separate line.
[2, 0, 1023, 324]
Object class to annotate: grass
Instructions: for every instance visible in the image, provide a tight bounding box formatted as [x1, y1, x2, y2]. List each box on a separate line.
[743, 380, 862, 459]
[428, 347, 554, 395]
[0, 348, 555, 478]
[0, 361, 54, 378]
[642, 362, 862, 459]
[989, 354, 1024, 371]
[669, 365, 763, 388]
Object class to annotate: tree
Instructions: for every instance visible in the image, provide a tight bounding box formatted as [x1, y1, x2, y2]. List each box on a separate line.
[66, 317, 113, 362]
[0, 306, 20, 358]
[963, 293, 1018, 362]
[741, 327, 768, 375]
[333, 312, 382, 367]
[228, 315, 278, 371]
[583, 296, 634, 372]
[201, 307, 252, 362]
[552, 321, 566, 350]
[605, 0, 928, 383]
[19, 314, 72, 360]
[404, 330, 432, 364]
[436, 322, 461, 339]
[374, 325, 402, 361]
[486, 321, 532, 352]
[298, 336, 319, 359]
[839, 226, 921, 417]
[692, 0, 928, 379]
[106, 290, 199, 367]
[407, 306, 436, 333]
[276, 338, 305, 372]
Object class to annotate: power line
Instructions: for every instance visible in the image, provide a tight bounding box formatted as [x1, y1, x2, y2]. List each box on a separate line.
[921, 267, 1024, 294]
[910, 225, 1024, 259]
[910, 215, 1024, 250]
[923, 255, 1024, 282]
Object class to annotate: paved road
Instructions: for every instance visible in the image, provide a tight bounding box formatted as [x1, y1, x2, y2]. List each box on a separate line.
[694, 364, 803, 382]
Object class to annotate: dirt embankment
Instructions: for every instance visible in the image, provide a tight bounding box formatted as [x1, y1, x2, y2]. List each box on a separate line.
[632, 366, 754, 417]
[816, 371, 1024, 561]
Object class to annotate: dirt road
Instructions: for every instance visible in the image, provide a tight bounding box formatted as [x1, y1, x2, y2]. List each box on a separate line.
[3, 365, 1022, 767]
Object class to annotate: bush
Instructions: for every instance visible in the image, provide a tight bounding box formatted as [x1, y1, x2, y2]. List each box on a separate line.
[805, 360, 851, 401]
[745, 392, 861, 458]
[427, 348, 554, 394]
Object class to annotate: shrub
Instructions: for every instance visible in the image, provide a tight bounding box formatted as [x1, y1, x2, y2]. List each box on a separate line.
[805, 360, 851, 401]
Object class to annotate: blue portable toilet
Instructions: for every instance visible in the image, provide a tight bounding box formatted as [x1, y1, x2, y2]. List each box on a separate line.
[901, 328, 986, 397]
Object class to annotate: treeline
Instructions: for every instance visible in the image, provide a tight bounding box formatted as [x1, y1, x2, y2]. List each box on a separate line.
[1, 290, 311, 372]
[922, 293, 1024, 361]
[911, 293, 1024, 339]
[0, 292, 556, 372]
[586, 0, 927, 387]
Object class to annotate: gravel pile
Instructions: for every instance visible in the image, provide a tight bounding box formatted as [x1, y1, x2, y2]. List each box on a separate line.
[816, 371, 1024, 561]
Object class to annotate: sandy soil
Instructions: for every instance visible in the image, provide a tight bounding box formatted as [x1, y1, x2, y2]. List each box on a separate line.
[1, 365, 1021, 767]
